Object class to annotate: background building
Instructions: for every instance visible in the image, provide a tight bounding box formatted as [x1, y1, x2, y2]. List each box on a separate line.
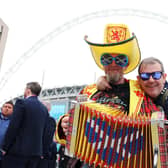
[0, 18, 8, 71]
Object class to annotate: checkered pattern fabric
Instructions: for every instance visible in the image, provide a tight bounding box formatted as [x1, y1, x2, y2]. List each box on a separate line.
[159, 125, 168, 167]
[139, 95, 159, 115]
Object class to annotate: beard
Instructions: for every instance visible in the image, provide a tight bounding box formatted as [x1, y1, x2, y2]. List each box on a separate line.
[106, 72, 121, 84]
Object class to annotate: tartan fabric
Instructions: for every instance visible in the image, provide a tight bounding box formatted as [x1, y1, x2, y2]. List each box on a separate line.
[80, 84, 97, 99]
[90, 81, 159, 117]
[166, 125, 168, 154]
[91, 81, 130, 113]
[158, 126, 168, 167]
[139, 94, 160, 116]
[139, 95, 168, 167]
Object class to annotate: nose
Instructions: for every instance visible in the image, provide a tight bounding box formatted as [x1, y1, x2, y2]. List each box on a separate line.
[148, 76, 155, 82]
[111, 60, 116, 66]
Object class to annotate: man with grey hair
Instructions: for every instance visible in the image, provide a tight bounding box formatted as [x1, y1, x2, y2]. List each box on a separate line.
[137, 57, 168, 118]
[2, 82, 49, 168]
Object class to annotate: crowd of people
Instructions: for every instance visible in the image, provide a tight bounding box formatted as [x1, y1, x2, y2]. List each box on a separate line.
[0, 23, 168, 168]
[0, 82, 58, 168]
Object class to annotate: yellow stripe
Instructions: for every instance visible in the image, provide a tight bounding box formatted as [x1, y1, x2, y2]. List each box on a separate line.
[129, 80, 144, 116]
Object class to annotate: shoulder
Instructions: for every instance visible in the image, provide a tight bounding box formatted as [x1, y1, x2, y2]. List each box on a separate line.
[15, 98, 25, 107]
[157, 83, 168, 106]
[15, 98, 24, 103]
[48, 117, 56, 125]
[25, 96, 42, 106]
[80, 84, 97, 98]
[25, 96, 38, 102]
[46, 116, 56, 130]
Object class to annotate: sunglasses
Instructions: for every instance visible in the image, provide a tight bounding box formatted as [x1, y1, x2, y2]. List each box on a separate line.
[100, 54, 128, 67]
[139, 71, 163, 81]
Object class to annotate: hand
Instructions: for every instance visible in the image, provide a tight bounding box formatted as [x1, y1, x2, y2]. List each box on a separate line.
[96, 76, 112, 91]
[61, 116, 69, 135]
[0, 149, 6, 155]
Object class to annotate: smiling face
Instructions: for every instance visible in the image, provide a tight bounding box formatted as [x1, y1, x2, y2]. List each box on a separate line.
[137, 62, 167, 98]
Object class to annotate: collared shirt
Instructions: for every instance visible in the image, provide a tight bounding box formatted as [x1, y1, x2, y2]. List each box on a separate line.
[25, 95, 37, 99]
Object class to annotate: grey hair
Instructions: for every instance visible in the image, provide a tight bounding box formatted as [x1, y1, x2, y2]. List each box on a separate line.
[26, 82, 41, 96]
[138, 57, 164, 74]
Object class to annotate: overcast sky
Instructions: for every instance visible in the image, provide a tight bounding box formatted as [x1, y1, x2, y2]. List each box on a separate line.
[0, 0, 168, 104]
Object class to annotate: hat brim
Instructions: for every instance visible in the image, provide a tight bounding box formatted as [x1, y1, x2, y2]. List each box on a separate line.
[85, 35, 141, 74]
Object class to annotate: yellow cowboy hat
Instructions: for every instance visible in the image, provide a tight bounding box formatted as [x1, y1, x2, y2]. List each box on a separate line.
[84, 24, 141, 74]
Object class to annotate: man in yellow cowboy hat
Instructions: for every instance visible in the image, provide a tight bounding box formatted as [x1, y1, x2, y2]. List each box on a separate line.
[56, 24, 161, 167]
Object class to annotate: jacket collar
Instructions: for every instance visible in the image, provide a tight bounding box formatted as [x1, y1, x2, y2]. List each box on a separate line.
[25, 95, 37, 99]
[0, 113, 10, 120]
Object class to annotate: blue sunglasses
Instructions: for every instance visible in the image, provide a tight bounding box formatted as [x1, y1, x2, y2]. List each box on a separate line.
[100, 54, 128, 67]
[139, 71, 163, 81]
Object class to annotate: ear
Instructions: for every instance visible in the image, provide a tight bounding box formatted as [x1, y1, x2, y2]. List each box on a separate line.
[163, 73, 167, 81]
[164, 73, 167, 77]
[27, 88, 32, 95]
[137, 75, 140, 81]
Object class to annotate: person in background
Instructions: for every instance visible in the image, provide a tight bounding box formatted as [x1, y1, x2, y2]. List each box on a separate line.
[37, 101, 57, 168]
[1, 82, 49, 168]
[0, 101, 14, 168]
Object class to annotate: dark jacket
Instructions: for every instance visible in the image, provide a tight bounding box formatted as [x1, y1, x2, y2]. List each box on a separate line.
[2, 96, 49, 156]
[43, 116, 56, 158]
[154, 81, 168, 119]
[37, 117, 57, 168]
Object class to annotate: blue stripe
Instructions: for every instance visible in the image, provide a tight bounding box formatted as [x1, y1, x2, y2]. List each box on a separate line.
[102, 125, 111, 160]
[85, 121, 90, 136]
[92, 118, 100, 143]
[88, 117, 96, 142]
